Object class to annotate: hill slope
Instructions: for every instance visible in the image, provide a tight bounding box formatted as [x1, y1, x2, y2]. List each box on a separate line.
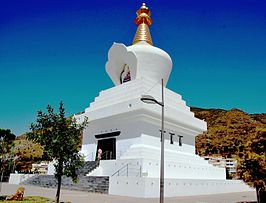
[192, 107, 265, 157]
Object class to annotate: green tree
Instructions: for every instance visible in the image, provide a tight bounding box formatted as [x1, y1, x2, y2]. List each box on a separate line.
[0, 128, 16, 179]
[28, 102, 87, 203]
[237, 128, 266, 203]
[0, 128, 16, 155]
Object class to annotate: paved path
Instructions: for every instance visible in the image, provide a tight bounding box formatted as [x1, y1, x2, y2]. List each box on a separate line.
[0, 183, 257, 203]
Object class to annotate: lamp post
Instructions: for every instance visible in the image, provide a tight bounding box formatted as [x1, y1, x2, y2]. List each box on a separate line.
[140, 78, 164, 203]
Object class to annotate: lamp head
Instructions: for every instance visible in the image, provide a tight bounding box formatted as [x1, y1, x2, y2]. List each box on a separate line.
[140, 95, 157, 104]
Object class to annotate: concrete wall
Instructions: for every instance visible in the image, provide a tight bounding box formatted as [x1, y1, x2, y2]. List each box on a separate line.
[9, 174, 36, 185]
[89, 159, 141, 177]
[109, 177, 254, 198]
[90, 156, 225, 180]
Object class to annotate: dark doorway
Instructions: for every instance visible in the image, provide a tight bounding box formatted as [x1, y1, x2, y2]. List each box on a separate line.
[96, 138, 116, 160]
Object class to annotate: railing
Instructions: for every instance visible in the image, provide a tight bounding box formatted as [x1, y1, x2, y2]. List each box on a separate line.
[92, 150, 124, 161]
[111, 163, 130, 177]
[87, 151, 112, 161]
[111, 163, 142, 177]
[136, 165, 142, 177]
[100, 151, 113, 160]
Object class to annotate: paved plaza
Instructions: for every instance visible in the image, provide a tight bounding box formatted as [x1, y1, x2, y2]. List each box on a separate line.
[0, 183, 256, 203]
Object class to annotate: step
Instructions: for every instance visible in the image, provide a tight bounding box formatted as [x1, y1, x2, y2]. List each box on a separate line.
[21, 175, 109, 194]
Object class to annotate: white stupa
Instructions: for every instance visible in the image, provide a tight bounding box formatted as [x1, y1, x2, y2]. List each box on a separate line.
[76, 3, 252, 197]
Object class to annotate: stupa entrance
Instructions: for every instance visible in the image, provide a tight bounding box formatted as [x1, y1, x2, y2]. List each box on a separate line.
[96, 137, 116, 160]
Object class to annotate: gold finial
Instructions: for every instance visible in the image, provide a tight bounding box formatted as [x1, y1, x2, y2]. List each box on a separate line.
[132, 3, 153, 45]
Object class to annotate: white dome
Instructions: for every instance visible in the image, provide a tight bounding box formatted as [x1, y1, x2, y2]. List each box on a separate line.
[127, 42, 172, 85]
[105, 42, 172, 86]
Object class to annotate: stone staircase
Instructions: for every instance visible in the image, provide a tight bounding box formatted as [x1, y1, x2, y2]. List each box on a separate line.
[76, 161, 99, 176]
[21, 161, 109, 193]
[22, 175, 109, 193]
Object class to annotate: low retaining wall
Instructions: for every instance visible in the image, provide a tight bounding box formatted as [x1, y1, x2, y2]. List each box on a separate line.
[109, 177, 254, 198]
[9, 174, 36, 185]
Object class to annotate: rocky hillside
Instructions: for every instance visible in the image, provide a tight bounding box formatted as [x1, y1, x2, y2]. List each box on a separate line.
[191, 107, 266, 158]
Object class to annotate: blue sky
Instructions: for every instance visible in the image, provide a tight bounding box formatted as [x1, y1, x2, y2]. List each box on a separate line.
[0, 0, 265, 135]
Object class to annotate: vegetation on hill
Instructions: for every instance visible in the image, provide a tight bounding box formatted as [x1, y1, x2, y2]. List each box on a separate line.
[0, 131, 45, 175]
[192, 107, 266, 202]
[194, 108, 262, 157]
[251, 113, 266, 124]
[13, 138, 44, 172]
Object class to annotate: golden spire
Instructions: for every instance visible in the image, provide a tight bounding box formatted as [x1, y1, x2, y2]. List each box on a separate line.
[132, 3, 153, 45]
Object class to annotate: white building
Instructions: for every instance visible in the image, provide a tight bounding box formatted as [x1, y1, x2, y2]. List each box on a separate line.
[76, 3, 253, 198]
[205, 156, 237, 175]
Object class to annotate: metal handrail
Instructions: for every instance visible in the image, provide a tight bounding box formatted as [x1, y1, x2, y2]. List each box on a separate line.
[111, 163, 142, 177]
[101, 151, 108, 160]
[111, 163, 130, 177]
[136, 165, 142, 177]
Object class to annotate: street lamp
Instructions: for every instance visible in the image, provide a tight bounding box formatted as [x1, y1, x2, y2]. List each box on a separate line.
[140, 78, 164, 203]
